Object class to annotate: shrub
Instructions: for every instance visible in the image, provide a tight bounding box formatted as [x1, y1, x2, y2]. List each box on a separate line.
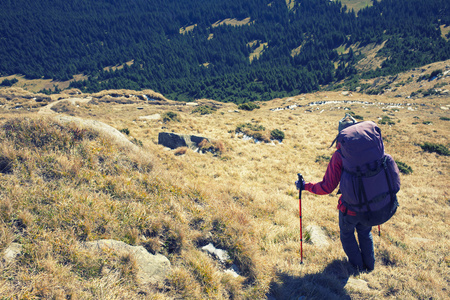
[0, 78, 18, 87]
[120, 128, 130, 135]
[235, 123, 265, 133]
[348, 111, 364, 120]
[235, 123, 271, 142]
[162, 111, 180, 122]
[238, 103, 260, 111]
[192, 105, 216, 115]
[378, 116, 395, 125]
[131, 138, 143, 147]
[198, 139, 225, 154]
[270, 129, 285, 141]
[439, 116, 450, 121]
[419, 142, 450, 156]
[395, 160, 413, 174]
[315, 155, 331, 163]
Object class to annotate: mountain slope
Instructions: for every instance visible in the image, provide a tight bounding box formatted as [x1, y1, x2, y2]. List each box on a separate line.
[1, 0, 449, 101]
[0, 62, 449, 297]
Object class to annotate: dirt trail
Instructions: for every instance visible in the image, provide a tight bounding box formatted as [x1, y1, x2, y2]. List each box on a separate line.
[38, 97, 92, 114]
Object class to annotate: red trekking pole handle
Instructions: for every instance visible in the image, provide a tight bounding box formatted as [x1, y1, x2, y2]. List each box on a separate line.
[298, 173, 304, 264]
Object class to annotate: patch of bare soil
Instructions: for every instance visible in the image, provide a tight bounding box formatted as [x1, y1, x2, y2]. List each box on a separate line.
[353, 41, 388, 73]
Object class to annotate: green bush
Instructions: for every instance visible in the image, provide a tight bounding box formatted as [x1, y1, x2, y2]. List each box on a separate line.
[238, 103, 260, 111]
[315, 155, 331, 163]
[192, 105, 215, 115]
[162, 111, 179, 122]
[131, 138, 143, 147]
[235, 123, 270, 142]
[395, 160, 413, 174]
[120, 128, 130, 135]
[419, 142, 450, 156]
[270, 129, 285, 141]
[235, 123, 265, 132]
[348, 111, 364, 120]
[378, 116, 395, 125]
[0, 78, 18, 87]
[439, 116, 450, 121]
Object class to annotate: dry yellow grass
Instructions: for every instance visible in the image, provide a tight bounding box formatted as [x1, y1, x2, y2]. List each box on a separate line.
[0, 74, 89, 93]
[0, 64, 449, 298]
[211, 17, 253, 28]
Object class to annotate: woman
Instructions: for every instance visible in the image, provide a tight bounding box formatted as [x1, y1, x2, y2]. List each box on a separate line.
[296, 114, 375, 272]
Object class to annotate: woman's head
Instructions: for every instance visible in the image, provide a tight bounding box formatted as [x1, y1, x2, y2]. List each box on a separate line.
[330, 113, 358, 148]
[338, 113, 357, 132]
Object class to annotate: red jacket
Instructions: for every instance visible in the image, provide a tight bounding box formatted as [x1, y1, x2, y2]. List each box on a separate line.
[304, 145, 356, 216]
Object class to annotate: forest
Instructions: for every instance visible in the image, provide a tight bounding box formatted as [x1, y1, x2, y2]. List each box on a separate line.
[0, 0, 449, 102]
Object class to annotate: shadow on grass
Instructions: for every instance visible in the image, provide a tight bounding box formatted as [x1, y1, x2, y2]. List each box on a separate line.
[268, 259, 355, 300]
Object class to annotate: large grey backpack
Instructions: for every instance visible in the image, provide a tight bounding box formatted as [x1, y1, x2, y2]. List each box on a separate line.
[338, 121, 400, 226]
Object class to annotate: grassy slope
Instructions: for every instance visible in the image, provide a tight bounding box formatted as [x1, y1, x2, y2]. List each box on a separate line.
[340, 0, 372, 12]
[0, 63, 449, 299]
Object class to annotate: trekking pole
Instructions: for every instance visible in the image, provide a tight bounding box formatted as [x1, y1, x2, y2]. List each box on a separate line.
[298, 173, 304, 264]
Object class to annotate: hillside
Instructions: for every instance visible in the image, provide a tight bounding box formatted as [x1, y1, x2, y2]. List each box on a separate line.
[1, 0, 449, 102]
[0, 59, 449, 298]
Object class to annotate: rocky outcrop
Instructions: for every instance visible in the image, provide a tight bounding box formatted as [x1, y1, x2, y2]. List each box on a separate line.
[55, 115, 139, 152]
[158, 132, 210, 150]
[84, 239, 170, 285]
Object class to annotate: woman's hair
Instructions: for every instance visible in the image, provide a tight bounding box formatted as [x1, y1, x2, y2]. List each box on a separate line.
[329, 113, 357, 148]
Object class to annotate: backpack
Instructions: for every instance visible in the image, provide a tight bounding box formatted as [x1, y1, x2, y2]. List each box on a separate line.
[337, 121, 400, 226]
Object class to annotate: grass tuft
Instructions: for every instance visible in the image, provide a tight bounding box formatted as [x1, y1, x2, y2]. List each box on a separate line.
[419, 142, 450, 156]
[395, 160, 413, 174]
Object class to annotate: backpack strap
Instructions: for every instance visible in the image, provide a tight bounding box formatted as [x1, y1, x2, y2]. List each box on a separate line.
[382, 156, 396, 203]
[356, 166, 372, 213]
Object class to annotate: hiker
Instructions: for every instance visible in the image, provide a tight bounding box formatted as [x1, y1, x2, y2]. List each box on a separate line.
[295, 114, 399, 272]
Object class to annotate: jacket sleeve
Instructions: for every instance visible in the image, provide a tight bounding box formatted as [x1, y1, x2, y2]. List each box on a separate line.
[304, 150, 342, 195]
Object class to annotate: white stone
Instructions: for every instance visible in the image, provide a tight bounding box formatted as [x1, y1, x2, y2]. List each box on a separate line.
[306, 225, 329, 247]
[201, 243, 230, 263]
[2, 243, 22, 264]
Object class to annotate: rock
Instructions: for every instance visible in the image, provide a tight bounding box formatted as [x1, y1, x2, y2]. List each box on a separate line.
[2, 243, 22, 264]
[201, 243, 230, 263]
[201, 243, 241, 277]
[84, 239, 170, 285]
[306, 225, 329, 247]
[345, 278, 370, 292]
[158, 132, 210, 150]
[139, 114, 161, 120]
[224, 264, 241, 278]
[409, 237, 433, 243]
[55, 116, 139, 152]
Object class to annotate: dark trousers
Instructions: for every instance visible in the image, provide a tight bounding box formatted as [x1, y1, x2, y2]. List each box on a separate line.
[339, 211, 375, 270]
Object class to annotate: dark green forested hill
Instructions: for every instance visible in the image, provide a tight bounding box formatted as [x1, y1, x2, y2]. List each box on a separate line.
[1, 0, 449, 102]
